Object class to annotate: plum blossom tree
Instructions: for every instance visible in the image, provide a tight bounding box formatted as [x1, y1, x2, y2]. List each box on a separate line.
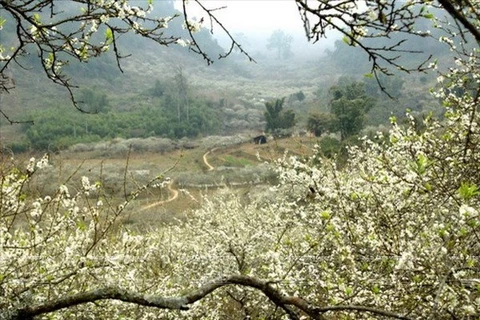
[0, 0, 253, 117]
[295, 0, 480, 93]
[1, 58, 479, 318]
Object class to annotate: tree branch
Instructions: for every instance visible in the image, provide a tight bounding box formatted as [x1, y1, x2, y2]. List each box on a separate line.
[437, 0, 480, 43]
[6, 275, 413, 320]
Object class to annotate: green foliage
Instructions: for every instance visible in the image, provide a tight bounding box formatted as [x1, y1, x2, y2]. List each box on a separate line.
[21, 96, 222, 151]
[264, 98, 295, 135]
[78, 88, 110, 113]
[150, 79, 167, 97]
[306, 112, 336, 137]
[328, 39, 370, 73]
[223, 155, 252, 167]
[289, 90, 306, 102]
[5, 141, 30, 153]
[363, 73, 405, 98]
[317, 136, 342, 158]
[458, 182, 479, 201]
[329, 79, 375, 140]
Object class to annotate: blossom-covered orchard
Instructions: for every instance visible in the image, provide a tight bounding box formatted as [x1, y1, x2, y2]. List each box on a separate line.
[1, 55, 479, 319]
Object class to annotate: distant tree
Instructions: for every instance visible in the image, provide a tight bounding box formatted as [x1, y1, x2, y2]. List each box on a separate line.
[363, 73, 405, 99]
[329, 79, 375, 140]
[289, 90, 306, 102]
[79, 89, 110, 113]
[266, 30, 293, 60]
[151, 80, 167, 97]
[307, 111, 336, 137]
[173, 66, 190, 122]
[264, 98, 296, 134]
[295, 91, 305, 101]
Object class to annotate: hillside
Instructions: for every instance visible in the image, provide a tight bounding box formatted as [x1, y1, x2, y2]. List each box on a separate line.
[0, 1, 451, 153]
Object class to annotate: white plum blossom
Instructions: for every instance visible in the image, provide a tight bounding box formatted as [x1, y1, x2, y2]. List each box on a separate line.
[176, 38, 189, 47]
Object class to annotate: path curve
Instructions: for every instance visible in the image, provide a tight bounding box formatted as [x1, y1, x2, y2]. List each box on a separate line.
[140, 180, 179, 211]
[140, 147, 217, 211]
[202, 148, 217, 171]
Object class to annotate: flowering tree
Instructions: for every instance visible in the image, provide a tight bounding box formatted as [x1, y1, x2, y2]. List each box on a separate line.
[0, 0, 252, 117]
[1, 0, 480, 319]
[2, 61, 479, 318]
[296, 0, 480, 93]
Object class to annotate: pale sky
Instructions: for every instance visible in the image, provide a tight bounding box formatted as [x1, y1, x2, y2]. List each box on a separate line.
[177, 0, 305, 36]
[174, 0, 338, 55]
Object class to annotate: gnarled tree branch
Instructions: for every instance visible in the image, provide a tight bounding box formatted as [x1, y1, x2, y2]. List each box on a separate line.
[5, 275, 413, 320]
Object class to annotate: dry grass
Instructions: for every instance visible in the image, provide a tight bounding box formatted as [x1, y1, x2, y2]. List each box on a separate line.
[18, 135, 319, 229]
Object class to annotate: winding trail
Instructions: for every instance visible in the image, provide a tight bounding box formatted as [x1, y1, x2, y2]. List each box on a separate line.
[139, 180, 179, 211]
[140, 148, 217, 211]
[202, 148, 216, 171]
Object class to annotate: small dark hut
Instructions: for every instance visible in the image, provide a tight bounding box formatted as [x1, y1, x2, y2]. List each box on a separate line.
[253, 135, 267, 144]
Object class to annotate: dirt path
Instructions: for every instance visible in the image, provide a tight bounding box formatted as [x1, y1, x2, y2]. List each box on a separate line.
[140, 180, 179, 211]
[140, 148, 216, 211]
[202, 148, 216, 171]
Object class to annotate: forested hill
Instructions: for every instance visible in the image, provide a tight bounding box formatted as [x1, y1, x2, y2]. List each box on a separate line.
[0, 1, 454, 153]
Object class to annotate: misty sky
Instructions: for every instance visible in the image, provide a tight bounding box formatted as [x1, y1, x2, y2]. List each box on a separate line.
[179, 0, 304, 34]
[176, 0, 338, 54]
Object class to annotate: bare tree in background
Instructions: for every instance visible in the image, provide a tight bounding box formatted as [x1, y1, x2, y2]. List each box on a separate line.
[266, 29, 294, 60]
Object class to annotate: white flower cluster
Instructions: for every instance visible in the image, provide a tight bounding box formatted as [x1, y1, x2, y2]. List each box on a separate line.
[183, 20, 201, 33]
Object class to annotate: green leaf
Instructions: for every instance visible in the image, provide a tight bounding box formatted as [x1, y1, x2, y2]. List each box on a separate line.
[77, 220, 87, 231]
[33, 13, 41, 24]
[342, 35, 350, 44]
[467, 258, 476, 268]
[458, 182, 479, 201]
[320, 211, 331, 219]
[364, 73, 374, 79]
[415, 154, 430, 175]
[105, 28, 113, 44]
[424, 13, 434, 19]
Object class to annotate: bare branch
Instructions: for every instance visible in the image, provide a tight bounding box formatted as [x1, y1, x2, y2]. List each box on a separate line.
[437, 0, 480, 43]
[191, 0, 255, 62]
[6, 275, 413, 320]
[0, 109, 34, 125]
[181, 0, 213, 65]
